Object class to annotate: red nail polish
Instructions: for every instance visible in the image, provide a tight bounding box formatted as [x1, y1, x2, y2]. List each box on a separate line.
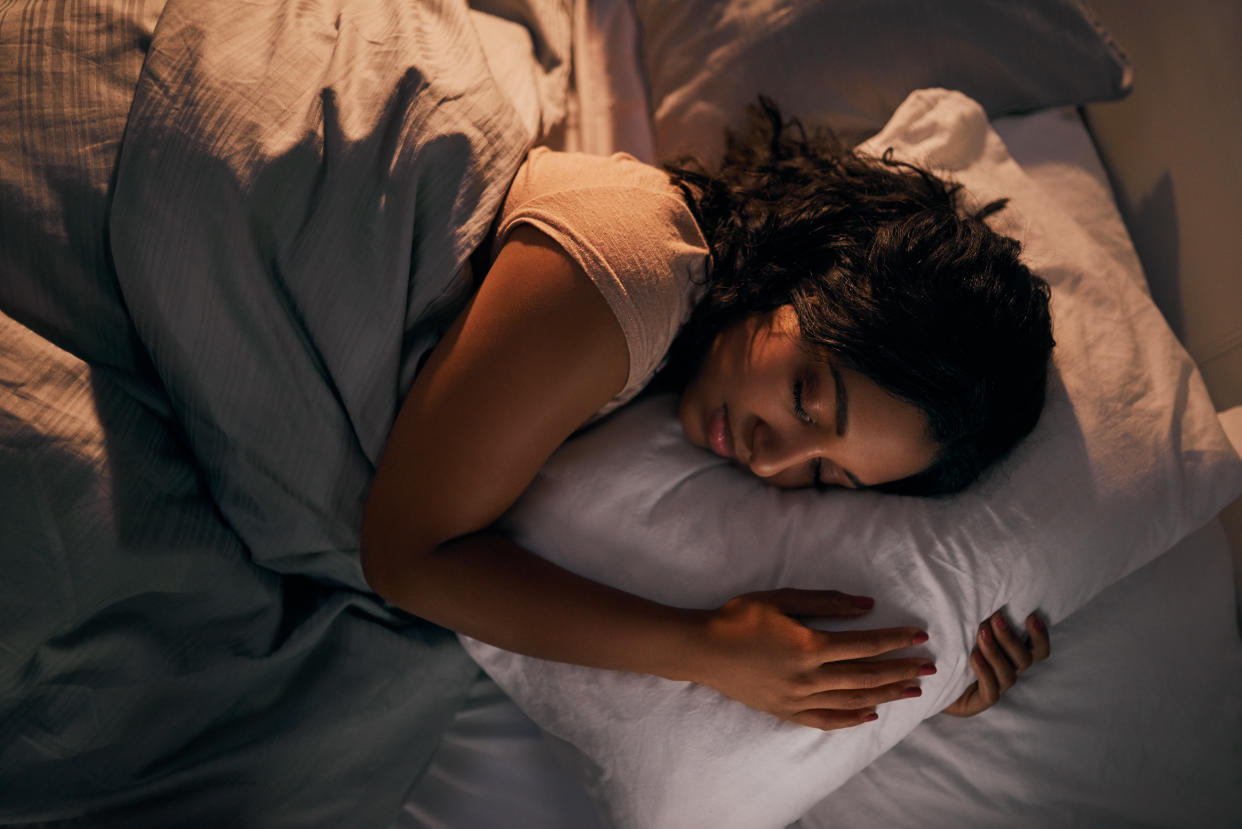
[901, 687, 922, 699]
[864, 713, 879, 722]
[1032, 615, 1045, 631]
[852, 596, 875, 609]
[980, 627, 993, 644]
[994, 615, 1009, 632]
[918, 663, 937, 676]
[912, 632, 929, 645]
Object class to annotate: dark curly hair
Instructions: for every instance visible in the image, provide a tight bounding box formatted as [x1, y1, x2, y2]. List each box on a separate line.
[659, 99, 1055, 496]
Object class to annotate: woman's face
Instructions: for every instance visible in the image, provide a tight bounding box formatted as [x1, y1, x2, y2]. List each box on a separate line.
[679, 306, 940, 489]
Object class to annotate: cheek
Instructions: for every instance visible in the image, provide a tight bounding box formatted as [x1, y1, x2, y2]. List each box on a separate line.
[691, 336, 736, 398]
[866, 432, 940, 484]
[681, 358, 717, 412]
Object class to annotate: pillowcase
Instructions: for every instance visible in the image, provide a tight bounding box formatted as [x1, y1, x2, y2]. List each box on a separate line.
[460, 89, 1242, 829]
[634, 0, 1132, 163]
[800, 521, 1242, 829]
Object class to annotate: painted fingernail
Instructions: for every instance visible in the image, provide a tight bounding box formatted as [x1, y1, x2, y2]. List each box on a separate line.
[994, 615, 1009, 632]
[918, 663, 937, 676]
[1031, 615, 1045, 631]
[852, 596, 875, 609]
[979, 627, 994, 644]
[912, 631, 929, 645]
[864, 713, 879, 722]
[901, 686, 922, 699]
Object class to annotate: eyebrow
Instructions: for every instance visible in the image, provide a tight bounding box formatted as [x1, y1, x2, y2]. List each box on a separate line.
[828, 364, 866, 489]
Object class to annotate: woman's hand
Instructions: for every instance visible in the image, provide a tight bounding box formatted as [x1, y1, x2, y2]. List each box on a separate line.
[942, 610, 1050, 718]
[691, 589, 935, 731]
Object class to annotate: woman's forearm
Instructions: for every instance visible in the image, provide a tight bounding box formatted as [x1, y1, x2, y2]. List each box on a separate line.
[365, 531, 707, 682]
[362, 529, 934, 730]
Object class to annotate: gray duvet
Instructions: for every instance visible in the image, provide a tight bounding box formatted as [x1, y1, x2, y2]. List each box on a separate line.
[0, 0, 569, 824]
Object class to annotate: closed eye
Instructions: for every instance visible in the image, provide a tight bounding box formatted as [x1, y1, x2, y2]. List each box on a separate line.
[792, 379, 813, 424]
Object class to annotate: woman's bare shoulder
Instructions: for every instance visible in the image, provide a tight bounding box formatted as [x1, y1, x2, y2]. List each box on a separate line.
[362, 225, 629, 577]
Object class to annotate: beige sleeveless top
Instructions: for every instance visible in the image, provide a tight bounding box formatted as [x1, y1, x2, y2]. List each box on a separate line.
[494, 148, 709, 418]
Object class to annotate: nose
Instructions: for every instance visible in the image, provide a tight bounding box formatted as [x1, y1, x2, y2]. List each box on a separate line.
[747, 418, 822, 479]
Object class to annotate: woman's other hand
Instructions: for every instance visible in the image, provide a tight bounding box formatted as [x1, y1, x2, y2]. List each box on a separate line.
[942, 610, 1050, 718]
[692, 589, 935, 731]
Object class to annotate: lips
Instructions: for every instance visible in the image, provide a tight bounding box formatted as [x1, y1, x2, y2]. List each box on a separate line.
[707, 405, 734, 459]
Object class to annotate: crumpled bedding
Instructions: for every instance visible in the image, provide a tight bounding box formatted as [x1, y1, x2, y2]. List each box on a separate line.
[1, 308, 478, 827]
[110, 0, 570, 590]
[0, 0, 571, 824]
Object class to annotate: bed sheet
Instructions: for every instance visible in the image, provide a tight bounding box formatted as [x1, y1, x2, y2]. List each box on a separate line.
[399, 518, 1242, 829]
[463, 84, 1242, 826]
[397, 31, 1242, 824]
[559, 0, 654, 162]
[800, 516, 1242, 829]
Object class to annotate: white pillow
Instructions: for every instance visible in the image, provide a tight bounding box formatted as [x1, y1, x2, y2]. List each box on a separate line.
[461, 89, 1242, 829]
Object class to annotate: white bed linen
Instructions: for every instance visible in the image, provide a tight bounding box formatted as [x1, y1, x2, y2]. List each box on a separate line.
[400, 520, 1242, 829]
[801, 518, 1242, 829]
[459, 88, 1242, 828]
[397, 99, 1242, 829]
[562, 0, 654, 162]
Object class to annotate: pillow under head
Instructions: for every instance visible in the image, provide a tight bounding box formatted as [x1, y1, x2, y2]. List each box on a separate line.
[462, 89, 1242, 829]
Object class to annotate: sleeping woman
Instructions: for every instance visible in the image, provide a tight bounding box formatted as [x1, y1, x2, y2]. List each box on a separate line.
[361, 102, 1054, 731]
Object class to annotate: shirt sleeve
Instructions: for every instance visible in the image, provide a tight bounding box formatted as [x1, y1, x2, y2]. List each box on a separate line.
[495, 151, 708, 416]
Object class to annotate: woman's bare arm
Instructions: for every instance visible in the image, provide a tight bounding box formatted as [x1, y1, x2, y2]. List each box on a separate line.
[363, 226, 698, 673]
[362, 226, 930, 729]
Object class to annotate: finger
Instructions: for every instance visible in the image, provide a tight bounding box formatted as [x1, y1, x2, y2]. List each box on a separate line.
[943, 681, 981, 717]
[813, 626, 929, 661]
[803, 680, 922, 711]
[977, 624, 1016, 692]
[989, 612, 1033, 673]
[767, 588, 876, 617]
[1026, 613, 1051, 661]
[814, 657, 937, 691]
[970, 647, 1000, 708]
[789, 707, 878, 732]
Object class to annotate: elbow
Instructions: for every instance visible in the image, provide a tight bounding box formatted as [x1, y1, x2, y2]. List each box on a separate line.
[361, 533, 428, 611]
[360, 500, 441, 611]
[359, 504, 419, 606]
[360, 472, 408, 602]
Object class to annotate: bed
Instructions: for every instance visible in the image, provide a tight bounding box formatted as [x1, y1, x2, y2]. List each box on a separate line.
[2, 1, 1240, 827]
